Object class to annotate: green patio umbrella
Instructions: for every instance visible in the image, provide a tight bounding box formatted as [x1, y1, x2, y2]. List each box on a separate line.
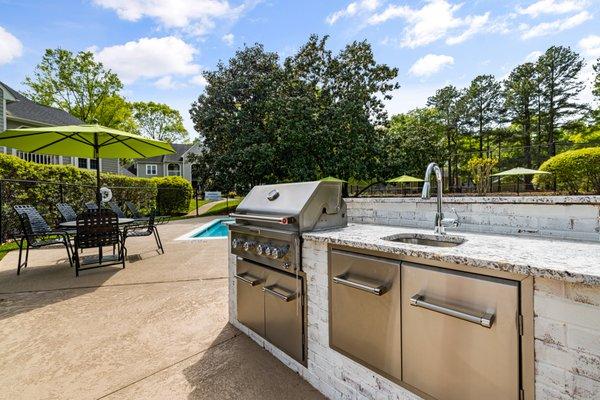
[0, 124, 175, 207]
[386, 175, 424, 183]
[491, 167, 551, 194]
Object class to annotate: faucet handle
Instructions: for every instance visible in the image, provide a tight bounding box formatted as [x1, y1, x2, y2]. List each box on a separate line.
[451, 207, 461, 225]
[441, 208, 461, 228]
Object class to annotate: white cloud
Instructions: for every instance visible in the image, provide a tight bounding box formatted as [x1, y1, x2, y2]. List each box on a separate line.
[409, 54, 454, 77]
[92, 0, 246, 36]
[517, 0, 587, 17]
[0, 26, 23, 66]
[446, 12, 490, 45]
[367, 0, 488, 48]
[579, 35, 600, 58]
[94, 36, 200, 84]
[520, 10, 592, 39]
[524, 50, 543, 62]
[326, 0, 379, 24]
[191, 75, 208, 86]
[222, 33, 234, 46]
[153, 75, 187, 89]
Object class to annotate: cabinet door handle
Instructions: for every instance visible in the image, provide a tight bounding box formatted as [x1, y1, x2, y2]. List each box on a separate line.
[263, 285, 297, 302]
[333, 274, 387, 296]
[410, 294, 495, 328]
[234, 273, 262, 286]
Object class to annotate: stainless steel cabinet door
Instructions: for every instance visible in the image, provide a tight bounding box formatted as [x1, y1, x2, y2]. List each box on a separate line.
[264, 268, 303, 363]
[402, 262, 520, 400]
[235, 259, 267, 336]
[330, 250, 401, 381]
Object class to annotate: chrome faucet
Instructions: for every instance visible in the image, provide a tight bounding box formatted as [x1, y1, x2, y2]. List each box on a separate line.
[421, 162, 460, 235]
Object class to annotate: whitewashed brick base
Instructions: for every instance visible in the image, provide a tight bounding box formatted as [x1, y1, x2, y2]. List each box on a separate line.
[229, 240, 600, 399]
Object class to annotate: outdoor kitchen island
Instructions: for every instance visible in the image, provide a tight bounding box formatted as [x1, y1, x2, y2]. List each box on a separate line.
[228, 221, 600, 400]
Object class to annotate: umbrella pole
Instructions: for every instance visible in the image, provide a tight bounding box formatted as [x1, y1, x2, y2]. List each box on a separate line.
[95, 133, 101, 209]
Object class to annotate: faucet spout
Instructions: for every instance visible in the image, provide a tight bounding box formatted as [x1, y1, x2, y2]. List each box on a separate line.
[422, 162, 457, 235]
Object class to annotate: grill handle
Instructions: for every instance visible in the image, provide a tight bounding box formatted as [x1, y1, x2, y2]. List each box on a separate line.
[333, 274, 387, 296]
[263, 285, 297, 302]
[234, 273, 263, 286]
[409, 294, 495, 328]
[230, 213, 296, 225]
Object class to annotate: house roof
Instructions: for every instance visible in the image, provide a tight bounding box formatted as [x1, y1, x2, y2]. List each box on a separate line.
[0, 81, 83, 127]
[137, 143, 194, 163]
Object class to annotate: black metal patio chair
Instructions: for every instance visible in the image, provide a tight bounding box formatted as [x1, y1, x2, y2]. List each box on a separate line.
[125, 201, 144, 219]
[107, 201, 127, 218]
[13, 205, 73, 275]
[56, 203, 78, 222]
[73, 209, 125, 277]
[123, 210, 164, 256]
[84, 201, 98, 211]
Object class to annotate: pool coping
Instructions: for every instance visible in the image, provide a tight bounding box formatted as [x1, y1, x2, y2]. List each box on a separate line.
[175, 218, 232, 241]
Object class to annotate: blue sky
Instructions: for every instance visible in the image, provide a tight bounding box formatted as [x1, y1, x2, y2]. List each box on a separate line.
[1, 0, 599, 139]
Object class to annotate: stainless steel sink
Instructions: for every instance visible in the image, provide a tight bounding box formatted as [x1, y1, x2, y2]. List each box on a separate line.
[382, 233, 466, 247]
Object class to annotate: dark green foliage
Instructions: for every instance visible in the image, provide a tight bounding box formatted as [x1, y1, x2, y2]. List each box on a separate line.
[190, 35, 398, 193]
[534, 147, 600, 194]
[153, 176, 193, 215]
[0, 154, 157, 238]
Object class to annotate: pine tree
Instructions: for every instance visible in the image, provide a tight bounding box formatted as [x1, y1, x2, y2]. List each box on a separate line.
[463, 75, 503, 157]
[535, 46, 585, 156]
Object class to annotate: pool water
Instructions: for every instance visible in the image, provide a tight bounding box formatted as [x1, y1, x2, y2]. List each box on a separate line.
[191, 218, 233, 238]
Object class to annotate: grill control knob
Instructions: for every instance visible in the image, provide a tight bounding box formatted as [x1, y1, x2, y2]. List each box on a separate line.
[263, 246, 272, 257]
[243, 241, 256, 251]
[270, 246, 288, 259]
[256, 244, 266, 255]
[232, 238, 242, 249]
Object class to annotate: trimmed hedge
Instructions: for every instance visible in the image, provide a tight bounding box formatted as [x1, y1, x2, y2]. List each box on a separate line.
[533, 147, 600, 194]
[0, 154, 159, 238]
[153, 176, 193, 215]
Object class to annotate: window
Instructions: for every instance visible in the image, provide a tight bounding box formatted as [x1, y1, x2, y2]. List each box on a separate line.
[146, 164, 157, 175]
[167, 163, 181, 176]
[78, 158, 88, 169]
[90, 159, 98, 169]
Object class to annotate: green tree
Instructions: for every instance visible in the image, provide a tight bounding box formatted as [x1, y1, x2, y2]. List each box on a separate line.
[24, 49, 123, 124]
[132, 101, 189, 143]
[381, 108, 444, 178]
[504, 63, 537, 169]
[463, 75, 503, 157]
[536, 46, 585, 156]
[427, 85, 464, 189]
[93, 95, 136, 132]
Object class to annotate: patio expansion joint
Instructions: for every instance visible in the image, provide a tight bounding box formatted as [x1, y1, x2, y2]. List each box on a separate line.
[94, 332, 242, 400]
[0, 276, 229, 296]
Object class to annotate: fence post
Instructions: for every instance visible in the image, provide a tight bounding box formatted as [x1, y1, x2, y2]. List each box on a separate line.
[195, 187, 199, 217]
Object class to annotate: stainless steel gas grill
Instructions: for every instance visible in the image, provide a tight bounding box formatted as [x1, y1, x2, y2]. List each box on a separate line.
[229, 180, 347, 364]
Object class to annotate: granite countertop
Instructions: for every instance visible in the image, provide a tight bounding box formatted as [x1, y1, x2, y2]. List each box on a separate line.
[303, 224, 600, 285]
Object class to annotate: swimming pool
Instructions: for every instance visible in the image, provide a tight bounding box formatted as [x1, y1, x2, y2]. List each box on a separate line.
[176, 218, 234, 241]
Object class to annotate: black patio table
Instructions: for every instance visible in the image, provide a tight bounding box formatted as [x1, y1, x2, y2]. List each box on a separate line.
[59, 218, 135, 228]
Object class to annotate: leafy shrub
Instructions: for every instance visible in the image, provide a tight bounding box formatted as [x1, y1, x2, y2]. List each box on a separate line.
[153, 176, 193, 215]
[533, 147, 600, 194]
[0, 154, 157, 239]
[467, 156, 498, 194]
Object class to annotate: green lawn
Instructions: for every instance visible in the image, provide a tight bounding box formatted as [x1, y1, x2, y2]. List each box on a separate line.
[199, 198, 242, 217]
[0, 241, 20, 262]
[188, 198, 211, 213]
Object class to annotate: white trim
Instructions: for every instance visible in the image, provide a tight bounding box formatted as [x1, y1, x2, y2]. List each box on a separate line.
[175, 217, 233, 241]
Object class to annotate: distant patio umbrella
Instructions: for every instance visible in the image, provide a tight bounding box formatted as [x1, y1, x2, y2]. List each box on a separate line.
[491, 167, 551, 194]
[0, 124, 175, 207]
[386, 175, 424, 183]
[386, 175, 424, 196]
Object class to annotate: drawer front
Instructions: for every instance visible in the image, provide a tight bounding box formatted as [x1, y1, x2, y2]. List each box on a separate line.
[330, 250, 401, 381]
[236, 259, 267, 336]
[402, 263, 520, 400]
[264, 268, 304, 363]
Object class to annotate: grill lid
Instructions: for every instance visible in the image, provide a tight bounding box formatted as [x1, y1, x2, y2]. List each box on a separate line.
[232, 180, 346, 231]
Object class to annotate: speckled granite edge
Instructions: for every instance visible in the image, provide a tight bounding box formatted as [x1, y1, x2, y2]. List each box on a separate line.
[303, 224, 600, 286]
[346, 195, 600, 205]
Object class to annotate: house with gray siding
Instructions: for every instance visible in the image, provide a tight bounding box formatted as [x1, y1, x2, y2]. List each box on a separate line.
[0, 81, 120, 173]
[133, 143, 201, 184]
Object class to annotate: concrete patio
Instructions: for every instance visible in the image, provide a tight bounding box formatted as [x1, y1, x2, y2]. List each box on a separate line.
[0, 217, 323, 400]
